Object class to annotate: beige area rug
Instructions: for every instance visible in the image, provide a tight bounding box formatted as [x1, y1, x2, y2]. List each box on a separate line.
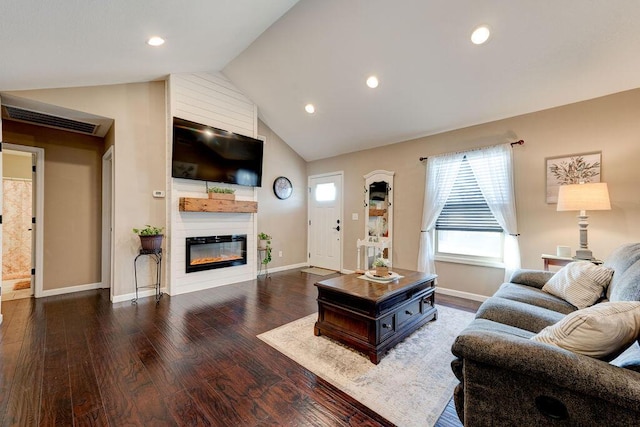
[258, 305, 474, 427]
[301, 267, 336, 276]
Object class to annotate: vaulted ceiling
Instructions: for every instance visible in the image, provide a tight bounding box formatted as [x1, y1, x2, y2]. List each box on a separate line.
[3, 1, 640, 161]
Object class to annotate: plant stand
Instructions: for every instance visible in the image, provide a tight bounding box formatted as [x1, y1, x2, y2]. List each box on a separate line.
[133, 248, 163, 304]
[258, 248, 270, 279]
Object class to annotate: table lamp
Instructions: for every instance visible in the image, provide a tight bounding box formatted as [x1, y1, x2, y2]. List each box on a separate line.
[557, 182, 610, 260]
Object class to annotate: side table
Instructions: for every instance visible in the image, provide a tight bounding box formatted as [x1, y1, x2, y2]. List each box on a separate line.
[257, 248, 270, 278]
[133, 248, 163, 303]
[541, 253, 603, 271]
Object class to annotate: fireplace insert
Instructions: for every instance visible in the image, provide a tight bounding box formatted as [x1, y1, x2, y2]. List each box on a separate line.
[185, 235, 247, 273]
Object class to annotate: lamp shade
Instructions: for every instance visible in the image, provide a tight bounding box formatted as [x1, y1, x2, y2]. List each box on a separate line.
[557, 182, 611, 211]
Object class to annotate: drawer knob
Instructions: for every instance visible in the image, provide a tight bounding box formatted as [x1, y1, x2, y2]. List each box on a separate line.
[405, 310, 414, 315]
[382, 323, 392, 329]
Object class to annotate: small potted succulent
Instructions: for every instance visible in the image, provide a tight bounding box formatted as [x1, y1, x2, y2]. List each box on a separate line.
[133, 225, 164, 251]
[207, 186, 235, 200]
[372, 257, 390, 277]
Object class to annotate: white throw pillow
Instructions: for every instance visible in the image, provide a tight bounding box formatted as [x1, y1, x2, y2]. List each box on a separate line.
[542, 261, 613, 309]
[531, 301, 640, 359]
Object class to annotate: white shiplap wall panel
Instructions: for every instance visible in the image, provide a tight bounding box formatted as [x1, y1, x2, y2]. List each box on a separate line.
[174, 78, 254, 114]
[173, 91, 253, 125]
[168, 72, 259, 295]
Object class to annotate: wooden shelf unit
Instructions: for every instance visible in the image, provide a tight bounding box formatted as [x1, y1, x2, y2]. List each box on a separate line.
[179, 197, 258, 213]
[369, 208, 386, 217]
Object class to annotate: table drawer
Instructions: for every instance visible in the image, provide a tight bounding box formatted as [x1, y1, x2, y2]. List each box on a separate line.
[397, 298, 422, 327]
[378, 312, 396, 342]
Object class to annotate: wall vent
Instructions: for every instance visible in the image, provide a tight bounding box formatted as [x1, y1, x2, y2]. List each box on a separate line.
[3, 105, 100, 135]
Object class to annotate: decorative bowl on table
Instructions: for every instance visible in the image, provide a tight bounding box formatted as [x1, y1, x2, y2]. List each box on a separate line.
[365, 270, 401, 282]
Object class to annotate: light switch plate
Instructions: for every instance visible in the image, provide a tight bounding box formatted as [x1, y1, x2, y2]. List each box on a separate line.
[153, 190, 165, 198]
[352, 213, 359, 220]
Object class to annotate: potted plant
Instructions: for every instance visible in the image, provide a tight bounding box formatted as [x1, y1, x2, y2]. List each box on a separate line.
[258, 232, 272, 265]
[133, 225, 164, 251]
[207, 186, 235, 200]
[372, 257, 390, 277]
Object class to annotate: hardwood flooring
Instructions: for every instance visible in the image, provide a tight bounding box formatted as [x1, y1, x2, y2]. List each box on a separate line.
[0, 268, 480, 426]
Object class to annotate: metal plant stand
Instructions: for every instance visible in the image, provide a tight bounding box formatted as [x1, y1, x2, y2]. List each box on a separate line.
[133, 248, 162, 304]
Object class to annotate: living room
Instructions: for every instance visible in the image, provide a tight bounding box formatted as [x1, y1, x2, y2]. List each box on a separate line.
[1, 1, 640, 425]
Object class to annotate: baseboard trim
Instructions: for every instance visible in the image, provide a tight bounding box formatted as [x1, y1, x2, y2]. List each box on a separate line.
[268, 262, 309, 273]
[341, 268, 355, 274]
[112, 288, 168, 303]
[40, 282, 103, 298]
[436, 286, 489, 303]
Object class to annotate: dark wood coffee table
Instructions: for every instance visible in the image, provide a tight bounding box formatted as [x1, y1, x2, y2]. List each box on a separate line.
[314, 268, 437, 364]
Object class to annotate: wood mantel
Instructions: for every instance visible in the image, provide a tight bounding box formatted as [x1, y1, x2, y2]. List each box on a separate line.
[179, 197, 258, 213]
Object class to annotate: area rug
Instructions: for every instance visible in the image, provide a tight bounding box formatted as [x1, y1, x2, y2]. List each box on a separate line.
[257, 305, 474, 427]
[301, 267, 336, 276]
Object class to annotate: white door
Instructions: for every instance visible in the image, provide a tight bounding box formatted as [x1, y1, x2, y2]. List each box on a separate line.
[308, 172, 343, 271]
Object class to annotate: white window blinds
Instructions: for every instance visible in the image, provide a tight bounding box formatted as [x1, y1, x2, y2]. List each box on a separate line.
[435, 156, 503, 232]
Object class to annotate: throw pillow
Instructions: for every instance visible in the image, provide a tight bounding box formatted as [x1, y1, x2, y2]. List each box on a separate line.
[542, 261, 614, 309]
[531, 301, 640, 360]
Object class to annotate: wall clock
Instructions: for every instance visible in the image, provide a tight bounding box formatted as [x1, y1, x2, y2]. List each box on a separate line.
[273, 176, 293, 200]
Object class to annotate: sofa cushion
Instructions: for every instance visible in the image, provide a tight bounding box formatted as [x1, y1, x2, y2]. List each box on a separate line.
[493, 282, 577, 314]
[531, 301, 640, 360]
[542, 261, 614, 309]
[509, 269, 555, 289]
[611, 342, 640, 373]
[605, 243, 640, 302]
[475, 297, 565, 333]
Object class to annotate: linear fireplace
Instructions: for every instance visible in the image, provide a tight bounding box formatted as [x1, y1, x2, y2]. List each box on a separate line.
[185, 235, 247, 273]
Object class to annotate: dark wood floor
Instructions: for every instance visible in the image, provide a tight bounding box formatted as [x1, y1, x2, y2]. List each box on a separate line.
[0, 268, 480, 426]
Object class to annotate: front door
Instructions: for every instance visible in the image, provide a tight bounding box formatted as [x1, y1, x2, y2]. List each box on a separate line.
[308, 172, 343, 271]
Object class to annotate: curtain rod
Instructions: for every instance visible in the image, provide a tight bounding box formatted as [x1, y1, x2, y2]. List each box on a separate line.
[419, 140, 524, 162]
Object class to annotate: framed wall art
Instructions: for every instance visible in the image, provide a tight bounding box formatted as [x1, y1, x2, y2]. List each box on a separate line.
[545, 151, 601, 203]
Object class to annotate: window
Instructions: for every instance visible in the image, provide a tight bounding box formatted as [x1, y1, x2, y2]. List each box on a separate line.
[315, 183, 336, 201]
[435, 157, 504, 265]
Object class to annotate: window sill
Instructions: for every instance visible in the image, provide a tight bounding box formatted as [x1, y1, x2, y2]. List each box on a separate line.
[435, 254, 505, 269]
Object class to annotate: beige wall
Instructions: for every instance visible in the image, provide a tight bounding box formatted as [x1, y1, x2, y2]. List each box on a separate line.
[3, 152, 32, 179]
[3, 121, 104, 290]
[7, 82, 167, 298]
[257, 119, 308, 268]
[308, 88, 640, 298]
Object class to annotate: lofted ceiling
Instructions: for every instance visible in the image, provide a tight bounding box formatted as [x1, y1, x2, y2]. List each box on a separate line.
[0, 0, 299, 90]
[2, 1, 640, 161]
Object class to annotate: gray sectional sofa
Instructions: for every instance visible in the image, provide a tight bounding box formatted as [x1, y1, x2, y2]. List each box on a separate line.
[451, 243, 640, 426]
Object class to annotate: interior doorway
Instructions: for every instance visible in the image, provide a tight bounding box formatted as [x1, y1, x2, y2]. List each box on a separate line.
[308, 172, 343, 272]
[1, 145, 44, 299]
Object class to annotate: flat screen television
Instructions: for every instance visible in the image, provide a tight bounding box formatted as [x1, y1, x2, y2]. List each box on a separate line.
[171, 117, 264, 187]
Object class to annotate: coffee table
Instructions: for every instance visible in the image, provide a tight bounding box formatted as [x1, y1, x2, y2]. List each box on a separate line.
[314, 268, 437, 364]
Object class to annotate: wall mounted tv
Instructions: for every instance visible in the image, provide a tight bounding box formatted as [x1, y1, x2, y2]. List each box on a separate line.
[171, 117, 264, 187]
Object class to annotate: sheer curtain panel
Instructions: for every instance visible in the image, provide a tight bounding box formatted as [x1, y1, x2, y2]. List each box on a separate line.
[417, 152, 465, 274]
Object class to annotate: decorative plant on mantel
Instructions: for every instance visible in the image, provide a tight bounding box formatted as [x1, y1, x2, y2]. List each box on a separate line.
[258, 232, 272, 265]
[133, 225, 164, 251]
[206, 184, 235, 200]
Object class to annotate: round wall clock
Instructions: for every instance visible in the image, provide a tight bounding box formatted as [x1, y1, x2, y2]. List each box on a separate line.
[273, 176, 293, 200]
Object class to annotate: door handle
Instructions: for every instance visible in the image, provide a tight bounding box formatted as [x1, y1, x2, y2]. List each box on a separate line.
[332, 225, 340, 231]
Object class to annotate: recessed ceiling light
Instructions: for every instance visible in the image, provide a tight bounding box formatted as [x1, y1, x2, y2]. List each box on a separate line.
[471, 25, 490, 45]
[366, 76, 379, 89]
[147, 36, 165, 47]
[305, 104, 315, 114]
